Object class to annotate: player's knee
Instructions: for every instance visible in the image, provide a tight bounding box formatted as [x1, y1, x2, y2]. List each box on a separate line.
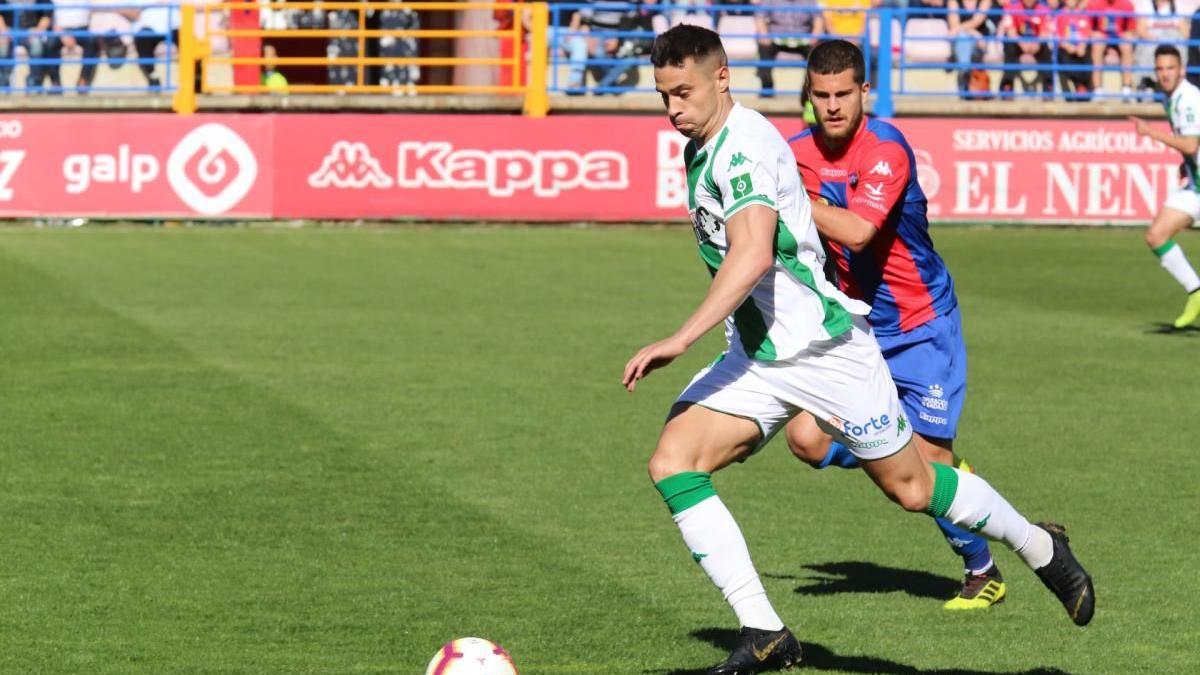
[1146, 227, 1169, 250]
[647, 440, 697, 483]
[880, 476, 933, 513]
[786, 432, 828, 468]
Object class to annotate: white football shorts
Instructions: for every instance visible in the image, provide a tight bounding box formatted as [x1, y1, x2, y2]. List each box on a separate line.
[1165, 187, 1200, 222]
[676, 317, 913, 461]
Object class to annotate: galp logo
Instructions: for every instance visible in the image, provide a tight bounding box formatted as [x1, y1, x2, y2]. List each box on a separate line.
[167, 123, 257, 215]
[308, 141, 393, 189]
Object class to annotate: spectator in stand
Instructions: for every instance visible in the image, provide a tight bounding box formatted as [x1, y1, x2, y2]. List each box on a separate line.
[909, 0, 951, 20]
[45, 0, 94, 93]
[87, 0, 138, 84]
[998, 0, 1053, 98]
[564, 1, 640, 94]
[2, 0, 52, 92]
[133, 0, 178, 89]
[824, 0, 870, 40]
[1087, 0, 1136, 98]
[378, 2, 419, 91]
[1051, 0, 1095, 99]
[1134, 0, 1187, 97]
[326, 4, 359, 86]
[753, 0, 824, 98]
[948, 0, 997, 98]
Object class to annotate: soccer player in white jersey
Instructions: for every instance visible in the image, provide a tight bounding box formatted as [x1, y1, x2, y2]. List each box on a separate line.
[1131, 45, 1200, 329]
[623, 24, 1095, 675]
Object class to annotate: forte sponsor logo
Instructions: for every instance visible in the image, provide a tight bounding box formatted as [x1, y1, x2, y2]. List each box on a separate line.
[828, 414, 893, 438]
[397, 141, 628, 197]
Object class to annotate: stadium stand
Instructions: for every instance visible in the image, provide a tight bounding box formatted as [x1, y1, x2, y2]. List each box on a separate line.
[2, 0, 1199, 115]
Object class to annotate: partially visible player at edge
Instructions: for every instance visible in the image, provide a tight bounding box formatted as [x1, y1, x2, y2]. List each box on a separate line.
[623, 24, 1095, 675]
[1131, 44, 1200, 329]
[785, 40, 1003, 611]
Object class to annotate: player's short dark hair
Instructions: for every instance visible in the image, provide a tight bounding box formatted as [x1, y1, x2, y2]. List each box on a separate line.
[1155, 44, 1182, 62]
[807, 39, 866, 84]
[650, 24, 728, 68]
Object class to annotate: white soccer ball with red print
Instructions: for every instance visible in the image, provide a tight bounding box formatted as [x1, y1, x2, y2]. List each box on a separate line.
[425, 637, 517, 675]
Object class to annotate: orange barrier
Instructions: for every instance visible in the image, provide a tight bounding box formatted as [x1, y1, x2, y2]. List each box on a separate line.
[173, 1, 548, 117]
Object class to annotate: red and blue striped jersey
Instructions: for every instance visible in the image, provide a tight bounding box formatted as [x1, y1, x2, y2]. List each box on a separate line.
[789, 118, 956, 336]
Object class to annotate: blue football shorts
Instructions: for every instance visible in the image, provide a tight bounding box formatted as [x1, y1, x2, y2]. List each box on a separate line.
[875, 306, 967, 441]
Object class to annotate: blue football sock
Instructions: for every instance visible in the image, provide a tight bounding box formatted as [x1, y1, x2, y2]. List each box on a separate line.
[936, 517, 993, 573]
[817, 441, 861, 469]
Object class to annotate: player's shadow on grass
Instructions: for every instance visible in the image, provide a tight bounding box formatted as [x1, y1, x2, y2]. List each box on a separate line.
[1147, 321, 1200, 335]
[767, 561, 959, 601]
[646, 628, 1072, 675]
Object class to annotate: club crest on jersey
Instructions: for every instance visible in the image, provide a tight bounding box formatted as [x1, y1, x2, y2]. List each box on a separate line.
[869, 160, 893, 177]
[848, 172, 858, 188]
[691, 206, 724, 244]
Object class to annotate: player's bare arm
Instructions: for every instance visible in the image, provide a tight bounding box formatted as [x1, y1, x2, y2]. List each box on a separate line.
[811, 200, 876, 252]
[622, 204, 778, 392]
[1130, 116, 1200, 155]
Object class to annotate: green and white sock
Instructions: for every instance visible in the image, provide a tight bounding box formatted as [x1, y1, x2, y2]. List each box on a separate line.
[926, 464, 1053, 569]
[656, 472, 784, 631]
[1153, 240, 1200, 293]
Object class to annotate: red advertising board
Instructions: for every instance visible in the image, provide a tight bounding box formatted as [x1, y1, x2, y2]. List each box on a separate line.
[0, 112, 1179, 224]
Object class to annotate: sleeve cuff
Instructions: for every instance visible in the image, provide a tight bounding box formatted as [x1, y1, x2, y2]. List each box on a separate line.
[724, 194, 776, 219]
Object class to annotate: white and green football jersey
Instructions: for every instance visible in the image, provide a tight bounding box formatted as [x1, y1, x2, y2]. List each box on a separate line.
[683, 102, 869, 361]
[1167, 79, 1200, 190]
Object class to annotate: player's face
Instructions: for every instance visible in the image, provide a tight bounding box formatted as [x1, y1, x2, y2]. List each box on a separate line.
[808, 69, 869, 143]
[655, 56, 729, 140]
[1156, 54, 1183, 94]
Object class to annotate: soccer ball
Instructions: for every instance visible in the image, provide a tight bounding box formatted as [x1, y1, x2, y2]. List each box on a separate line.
[425, 637, 517, 675]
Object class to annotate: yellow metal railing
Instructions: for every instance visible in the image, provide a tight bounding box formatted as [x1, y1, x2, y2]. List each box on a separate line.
[173, 1, 548, 116]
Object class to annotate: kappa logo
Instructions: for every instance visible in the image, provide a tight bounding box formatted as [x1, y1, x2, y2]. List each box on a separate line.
[868, 160, 893, 177]
[819, 167, 848, 179]
[398, 141, 628, 197]
[863, 182, 885, 200]
[728, 152, 750, 170]
[308, 141, 393, 189]
[166, 123, 258, 215]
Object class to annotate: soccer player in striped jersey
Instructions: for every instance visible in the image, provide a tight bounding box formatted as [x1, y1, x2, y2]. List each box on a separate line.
[785, 40, 1004, 610]
[624, 25, 1094, 675]
[1130, 45, 1200, 329]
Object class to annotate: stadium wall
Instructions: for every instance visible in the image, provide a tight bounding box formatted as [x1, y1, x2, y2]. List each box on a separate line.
[0, 113, 1176, 225]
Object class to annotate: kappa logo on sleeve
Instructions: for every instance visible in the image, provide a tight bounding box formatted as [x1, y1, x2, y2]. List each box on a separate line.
[868, 160, 893, 177]
[728, 152, 750, 170]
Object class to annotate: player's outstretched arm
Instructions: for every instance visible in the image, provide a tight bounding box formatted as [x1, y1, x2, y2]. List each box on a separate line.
[1131, 116, 1200, 156]
[621, 204, 777, 392]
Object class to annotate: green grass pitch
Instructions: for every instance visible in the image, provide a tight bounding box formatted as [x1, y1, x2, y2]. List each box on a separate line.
[0, 225, 1195, 674]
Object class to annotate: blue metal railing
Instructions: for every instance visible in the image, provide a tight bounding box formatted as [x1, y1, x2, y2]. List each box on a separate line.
[0, 2, 177, 94]
[549, 3, 850, 97]
[549, 2, 1200, 112]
